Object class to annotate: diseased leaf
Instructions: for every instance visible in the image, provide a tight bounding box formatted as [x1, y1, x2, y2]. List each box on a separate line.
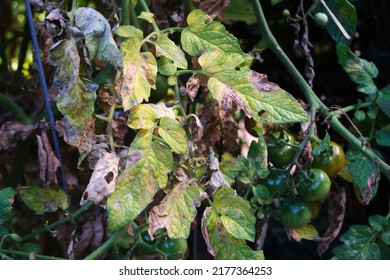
[0, 188, 17, 226]
[18, 186, 68, 215]
[50, 39, 97, 128]
[213, 187, 256, 241]
[220, 0, 257, 25]
[336, 44, 378, 94]
[36, 132, 61, 188]
[0, 121, 38, 150]
[154, 34, 187, 69]
[202, 207, 264, 260]
[107, 129, 173, 232]
[205, 153, 230, 194]
[219, 159, 242, 185]
[346, 149, 380, 204]
[158, 117, 188, 154]
[198, 51, 308, 123]
[80, 150, 119, 206]
[288, 224, 320, 242]
[115, 33, 157, 111]
[75, 7, 123, 68]
[314, 0, 357, 46]
[148, 181, 207, 239]
[127, 103, 176, 130]
[181, 9, 244, 56]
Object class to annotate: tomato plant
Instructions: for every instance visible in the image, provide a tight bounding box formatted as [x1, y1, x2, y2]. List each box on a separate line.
[156, 237, 188, 260]
[312, 141, 346, 177]
[296, 168, 331, 202]
[259, 169, 291, 196]
[266, 131, 297, 167]
[279, 202, 312, 229]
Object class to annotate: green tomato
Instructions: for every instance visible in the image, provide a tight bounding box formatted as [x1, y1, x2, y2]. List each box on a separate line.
[150, 73, 168, 102]
[259, 170, 291, 196]
[137, 225, 158, 255]
[157, 237, 188, 260]
[267, 131, 297, 167]
[279, 202, 312, 228]
[314, 12, 328, 26]
[296, 168, 331, 202]
[312, 141, 346, 177]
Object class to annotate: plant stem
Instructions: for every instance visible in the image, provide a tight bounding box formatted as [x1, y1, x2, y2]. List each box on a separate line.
[175, 69, 210, 77]
[0, 249, 65, 260]
[20, 201, 94, 243]
[138, 0, 160, 32]
[0, 93, 34, 125]
[83, 229, 122, 260]
[122, 0, 131, 25]
[173, 83, 187, 116]
[251, 0, 390, 177]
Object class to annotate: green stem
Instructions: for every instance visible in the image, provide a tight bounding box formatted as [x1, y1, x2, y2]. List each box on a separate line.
[20, 202, 94, 243]
[174, 83, 187, 116]
[251, 0, 390, 177]
[161, 27, 185, 34]
[138, 0, 160, 32]
[122, 0, 131, 25]
[84, 229, 122, 260]
[175, 69, 210, 77]
[0, 249, 65, 260]
[0, 93, 34, 125]
[107, 104, 117, 151]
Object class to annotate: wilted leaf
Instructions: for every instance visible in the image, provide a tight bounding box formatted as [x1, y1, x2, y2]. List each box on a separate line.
[80, 150, 119, 206]
[158, 117, 188, 154]
[154, 34, 187, 69]
[18, 186, 68, 215]
[346, 149, 380, 204]
[0, 121, 38, 150]
[193, 0, 230, 19]
[317, 188, 346, 256]
[75, 7, 123, 68]
[289, 224, 320, 242]
[0, 188, 17, 226]
[36, 131, 61, 188]
[213, 187, 256, 241]
[116, 38, 157, 111]
[202, 207, 264, 260]
[186, 75, 200, 101]
[50, 39, 97, 128]
[314, 0, 356, 45]
[220, 0, 257, 25]
[336, 44, 378, 94]
[198, 51, 308, 123]
[148, 181, 207, 239]
[127, 103, 176, 129]
[181, 9, 244, 57]
[187, 114, 204, 142]
[107, 129, 173, 232]
[56, 117, 96, 167]
[205, 153, 230, 194]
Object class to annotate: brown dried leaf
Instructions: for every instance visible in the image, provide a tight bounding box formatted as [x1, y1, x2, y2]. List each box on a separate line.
[36, 131, 61, 188]
[80, 149, 119, 206]
[73, 220, 94, 256]
[200, 206, 216, 256]
[220, 112, 239, 154]
[111, 113, 129, 146]
[187, 114, 204, 142]
[317, 188, 346, 256]
[0, 121, 37, 150]
[186, 75, 200, 101]
[193, 0, 231, 19]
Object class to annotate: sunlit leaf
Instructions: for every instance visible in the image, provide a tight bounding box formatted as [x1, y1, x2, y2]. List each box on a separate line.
[157, 57, 176, 76]
[50, 39, 97, 128]
[148, 181, 207, 239]
[289, 224, 320, 242]
[18, 186, 68, 215]
[127, 103, 176, 130]
[158, 117, 188, 154]
[154, 34, 187, 69]
[138, 12, 155, 23]
[107, 129, 173, 232]
[75, 7, 123, 68]
[247, 134, 268, 179]
[181, 9, 244, 56]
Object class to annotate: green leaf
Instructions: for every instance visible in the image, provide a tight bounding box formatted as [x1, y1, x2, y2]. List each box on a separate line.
[0, 188, 17, 225]
[157, 57, 176, 76]
[18, 186, 68, 215]
[315, 0, 357, 46]
[336, 45, 378, 95]
[271, 0, 284, 5]
[312, 132, 330, 156]
[346, 149, 380, 203]
[220, 0, 257, 25]
[127, 103, 176, 130]
[158, 117, 188, 154]
[0, 225, 8, 236]
[154, 34, 187, 69]
[107, 129, 173, 232]
[219, 159, 242, 185]
[247, 136, 269, 179]
[381, 229, 390, 246]
[252, 184, 270, 199]
[376, 126, 390, 147]
[138, 11, 155, 23]
[368, 215, 388, 232]
[20, 242, 41, 254]
[203, 207, 264, 260]
[50, 39, 97, 128]
[199, 51, 308, 123]
[116, 38, 157, 111]
[148, 181, 206, 239]
[339, 225, 375, 245]
[213, 188, 256, 241]
[75, 7, 123, 69]
[377, 85, 390, 117]
[181, 9, 244, 57]
[289, 224, 320, 242]
[115, 25, 144, 40]
[237, 155, 253, 184]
